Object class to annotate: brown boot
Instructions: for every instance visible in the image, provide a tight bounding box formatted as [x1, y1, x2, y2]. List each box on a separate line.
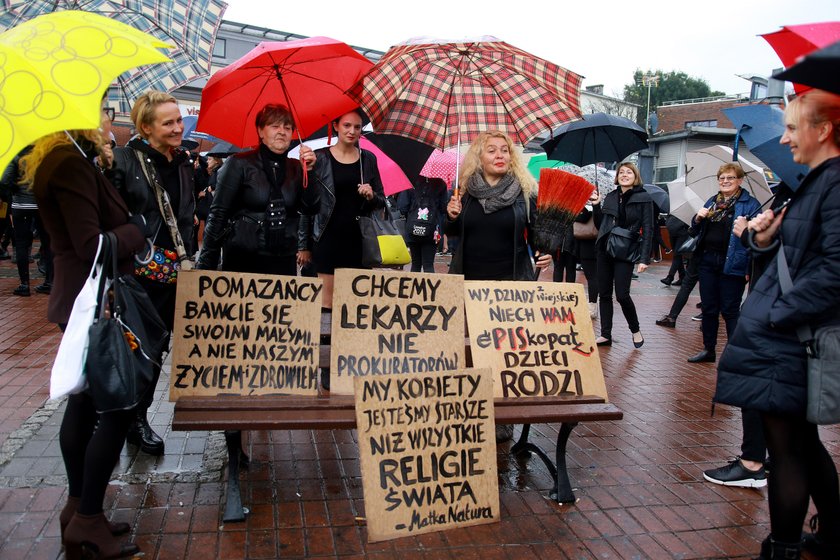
[63, 512, 139, 560]
[59, 497, 130, 541]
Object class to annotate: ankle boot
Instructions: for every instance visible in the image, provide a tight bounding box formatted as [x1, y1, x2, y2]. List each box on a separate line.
[59, 497, 130, 541]
[757, 535, 801, 559]
[63, 512, 139, 559]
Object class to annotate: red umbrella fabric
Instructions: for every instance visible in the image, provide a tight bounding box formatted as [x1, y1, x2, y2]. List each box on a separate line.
[197, 37, 373, 148]
[349, 36, 582, 149]
[761, 22, 840, 94]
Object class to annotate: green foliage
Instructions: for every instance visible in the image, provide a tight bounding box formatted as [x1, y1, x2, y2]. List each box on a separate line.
[623, 69, 725, 123]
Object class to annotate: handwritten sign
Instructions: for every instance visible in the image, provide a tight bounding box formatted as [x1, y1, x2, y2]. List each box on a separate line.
[169, 270, 322, 399]
[330, 269, 465, 395]
[463, 281, 607, 400]
[354, 368, 499, 542]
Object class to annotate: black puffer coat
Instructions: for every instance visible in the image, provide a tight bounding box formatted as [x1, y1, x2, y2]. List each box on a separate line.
[715, 156, 840, 415]
[593, 185, 655, 265]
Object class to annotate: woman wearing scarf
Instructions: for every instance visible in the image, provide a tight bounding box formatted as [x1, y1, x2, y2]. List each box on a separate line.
[444, 130, 552, 442]
[686, 163, 760, 363]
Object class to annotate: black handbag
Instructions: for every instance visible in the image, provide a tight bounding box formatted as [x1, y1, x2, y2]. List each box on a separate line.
[606, 226, 641, 263]
[676, 235, 699, 256]
[224, 213, 263, 254]
[86, 232, 169, 413]
[359, 209, 411, 268]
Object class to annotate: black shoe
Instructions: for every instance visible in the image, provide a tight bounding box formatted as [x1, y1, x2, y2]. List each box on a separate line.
[702, 457, 766, 488]
[695, 302, 702, 308]
[672, 278, 683, 286]
[595, 337, 612, 347]
[802, 514, 840, 559]
[12, 283, 30, 297]
[691, 312, 703, 321]
[34, 282, 51, 294]
[631, 273, 639, 279]
[655, 315, 676, 328]
[126, 417, 165, 455]
[0, 250, 9, 260]
[632, 331, 644, 348]
[660, 277, 673, 286]
[687, 349, 715, 363]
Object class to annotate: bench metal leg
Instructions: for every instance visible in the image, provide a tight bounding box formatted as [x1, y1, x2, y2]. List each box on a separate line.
[223, 430, 247, 522]
[551, 422, 578, 504]
[510, 423, 559, 481]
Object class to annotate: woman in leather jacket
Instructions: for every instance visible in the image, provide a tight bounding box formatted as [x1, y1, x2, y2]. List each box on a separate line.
[593, 162, 654, 348]
[107, 90, 195, 457]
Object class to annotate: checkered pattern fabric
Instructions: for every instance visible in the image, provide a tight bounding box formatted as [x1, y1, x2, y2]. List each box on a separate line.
[349, 39, 583, 149]
[2, 0, 227, 114]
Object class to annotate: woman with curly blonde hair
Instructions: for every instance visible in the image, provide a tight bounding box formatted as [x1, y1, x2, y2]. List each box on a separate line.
[443, 130, 551, 442]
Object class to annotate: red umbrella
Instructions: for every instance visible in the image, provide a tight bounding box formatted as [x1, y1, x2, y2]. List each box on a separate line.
[419, 148, 466, 189]
[197, 37, 373, 148]
[761, 22, 840, 94]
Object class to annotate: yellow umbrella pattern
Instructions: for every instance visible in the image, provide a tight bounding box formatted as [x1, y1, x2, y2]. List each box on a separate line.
[0, 10, 172, 173]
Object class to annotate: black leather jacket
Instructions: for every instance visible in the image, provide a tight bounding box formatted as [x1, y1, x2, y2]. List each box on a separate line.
[108, 143, 195, 253]
[197, 147, 319, 270]
[593, 185, 655, 265]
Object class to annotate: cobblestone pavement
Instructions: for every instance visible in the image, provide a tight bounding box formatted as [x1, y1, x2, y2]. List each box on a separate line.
[0, 253, 837, 559]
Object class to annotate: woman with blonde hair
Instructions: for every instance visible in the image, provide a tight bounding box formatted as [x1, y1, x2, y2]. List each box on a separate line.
[23, 101, 145, 558]
[444, 130, 551, 442]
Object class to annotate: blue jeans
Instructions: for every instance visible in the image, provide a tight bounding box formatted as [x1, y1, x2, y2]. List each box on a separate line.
[697, 250, 746, 351]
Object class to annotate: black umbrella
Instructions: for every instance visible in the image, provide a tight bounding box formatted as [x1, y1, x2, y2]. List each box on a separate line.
[541, 113, 648, 165]
[363, 132, 436, 180]
[206, 141, 247, 158]
[643, 184, 669, 213]
[774, 39, 840, 95]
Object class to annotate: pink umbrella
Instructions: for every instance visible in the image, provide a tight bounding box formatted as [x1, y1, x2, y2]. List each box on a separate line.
[358, 137, 413, 196]
[420, 148, 465, 189]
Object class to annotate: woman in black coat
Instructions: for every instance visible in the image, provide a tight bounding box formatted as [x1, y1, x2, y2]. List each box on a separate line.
[715, 90, 840, 560]
[592, 162, 654, 348]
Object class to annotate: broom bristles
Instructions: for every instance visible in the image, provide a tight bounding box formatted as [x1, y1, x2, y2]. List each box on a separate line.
[537, 168, 595, 216]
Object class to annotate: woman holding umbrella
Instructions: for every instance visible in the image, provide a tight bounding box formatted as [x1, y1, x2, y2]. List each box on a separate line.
[593, 162, 654, 348]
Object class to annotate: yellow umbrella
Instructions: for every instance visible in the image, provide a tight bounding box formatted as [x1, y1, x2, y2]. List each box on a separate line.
[0, 10, 172, 173]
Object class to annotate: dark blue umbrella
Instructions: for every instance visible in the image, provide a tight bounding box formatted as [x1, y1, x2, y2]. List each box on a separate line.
[541, 112, 648, 165]
[206, 141, 247, 158]
[723, 104, 809, 190]
[182, 115, 226, 145]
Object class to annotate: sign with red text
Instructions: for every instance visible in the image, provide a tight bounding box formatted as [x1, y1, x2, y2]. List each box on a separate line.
[330, 269, 465, 395]
[354, 368, 498, 542]
[463, 281, 607, 400]
[169, 270, 322, 399]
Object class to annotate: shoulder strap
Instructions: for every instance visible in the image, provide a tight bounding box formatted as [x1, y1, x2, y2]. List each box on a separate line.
[776, 241, 814, 346]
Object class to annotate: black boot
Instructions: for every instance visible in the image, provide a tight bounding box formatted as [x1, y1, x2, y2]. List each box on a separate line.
[802, 514, 840, 559]
[757, 535, 801, 559]
[126, 415, 165, 456]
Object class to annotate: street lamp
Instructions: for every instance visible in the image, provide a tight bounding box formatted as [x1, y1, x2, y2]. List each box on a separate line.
[638, 72, 659, 134]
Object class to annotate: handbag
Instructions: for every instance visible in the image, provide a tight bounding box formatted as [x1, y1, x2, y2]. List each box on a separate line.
[573, 216, 598, 240]
[49, 235, 106, 399]
[777, 242, 840, 425]
[224, 213, 263, 254]
[606, 226, 641, 263]
[86, 232, 169, 413]
[134, 243, 179, 284]
[676, 235, 699, 256]
[359, 210, 411, 267]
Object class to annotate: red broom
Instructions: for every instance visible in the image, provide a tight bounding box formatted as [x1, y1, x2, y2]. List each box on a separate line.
[533, 168, 596, 254]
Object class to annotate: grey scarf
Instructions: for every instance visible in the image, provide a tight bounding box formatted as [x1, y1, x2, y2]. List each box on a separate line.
[466, 172, 521, 213]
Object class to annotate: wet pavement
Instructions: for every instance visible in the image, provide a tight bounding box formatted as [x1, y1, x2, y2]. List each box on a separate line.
[0, 251, 838, 559]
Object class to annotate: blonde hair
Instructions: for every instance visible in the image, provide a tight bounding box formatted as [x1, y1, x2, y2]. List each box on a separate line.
[789, 90, 840, 147]
[614, 161, 643, 186]
[458, 130, 536, 196]
[131, 90, 178, 138]
[717, 162, 745, 179]
[19, 129, 104, 188]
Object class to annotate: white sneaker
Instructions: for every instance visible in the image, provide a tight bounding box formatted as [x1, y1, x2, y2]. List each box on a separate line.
[588, 302, 598, 318]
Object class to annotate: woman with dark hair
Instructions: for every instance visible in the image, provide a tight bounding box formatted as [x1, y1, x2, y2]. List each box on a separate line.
[715, 89, 840, 560]
[592, 162, 654, 348]
[23, 102, 145, 559]
[398, 176, 448, 272]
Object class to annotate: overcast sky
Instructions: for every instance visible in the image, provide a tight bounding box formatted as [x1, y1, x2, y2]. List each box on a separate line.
[223, 0, 838, 98]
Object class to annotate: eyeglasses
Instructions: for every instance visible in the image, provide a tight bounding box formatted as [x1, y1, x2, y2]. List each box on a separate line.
[718, 175, 740, 182]
[102, 107, 115, 122]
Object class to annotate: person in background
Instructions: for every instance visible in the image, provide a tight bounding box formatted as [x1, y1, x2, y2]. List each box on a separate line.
[715, 89, 840, 560]
[193, 155, 222, 254]
[444, 130, 552, 443]
[398, 176, 448, 272]
[686, 163, 760, 364]
[573, 191, 600, 318]
[107, 90, 195, 457]
[661, 213, 689, 286]
[23, 100, 145, 559]
[552, 216, 577, 283]
[592, 162, 654, 348]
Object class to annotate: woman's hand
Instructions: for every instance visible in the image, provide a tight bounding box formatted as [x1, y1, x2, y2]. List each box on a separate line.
[732, 215, 748, 238]
[637, 263, 648, 273]
[299, 145, 316, 171]
[534, 251, 552, 270]
[447, 193, 462, 219]
[357, 183, 374, 201]
[589, 191, 601, 205]
[696, 207, 710, 221]
[297, 250, 312, 267]
[98, 143, 114, 170]
[748, 207, 786, 247]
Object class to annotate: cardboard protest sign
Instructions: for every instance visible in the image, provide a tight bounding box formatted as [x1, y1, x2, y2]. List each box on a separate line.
[330, 269, 465, 395]
[463, 281, 607, 400]
[169, 270, 322, 399]
[354, 368, 499, 542]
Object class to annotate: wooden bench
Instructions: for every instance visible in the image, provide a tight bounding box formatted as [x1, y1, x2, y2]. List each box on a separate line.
[173, 392, 622, 521]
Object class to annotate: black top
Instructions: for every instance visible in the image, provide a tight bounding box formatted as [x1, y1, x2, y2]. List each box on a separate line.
[313, 151, 366, 273]
[461, 202, 516, 280]
[702, 213, 733, 254]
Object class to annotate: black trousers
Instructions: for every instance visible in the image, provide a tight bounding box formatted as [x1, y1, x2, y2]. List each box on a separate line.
[697, 251, 746, 351]
[667, 255, 700, 319]
[552, 251, 577, 283]
[740, 408, 767, 464]
[407, 240, 436, 272]
[596, 250, 639, 337]
[12, 208, 52, 285]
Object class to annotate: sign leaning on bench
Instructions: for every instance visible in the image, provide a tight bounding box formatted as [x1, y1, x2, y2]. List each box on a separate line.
[463, 281, 607, 400]
[169, 270, 323, 399]
[329, 269, 465, 395]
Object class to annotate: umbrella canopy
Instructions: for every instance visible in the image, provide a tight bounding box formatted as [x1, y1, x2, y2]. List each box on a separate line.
[526, 153, 567, 180]
[2, 0, 227, 113]
[723, 104, 809, 190]
[206, 141, 246, 158]
[0, 10, 171, 174]
[761, 21, 840, 94]
[182, 115, 225, 145]
[349, 36, 583, 150]
[419, 148, 467, 188]
[362, 132, 436, 180]
[542, 112, 648, 165]
[643, 184, 669, 213]
[556, 164, 616, 195]
[774, 39, 840, 96]
[684, 145, 773, 206]
[198, 37, 373, 148]
[666, 177, 705, 226]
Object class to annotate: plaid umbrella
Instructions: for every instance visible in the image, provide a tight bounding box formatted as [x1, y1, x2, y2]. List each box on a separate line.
[349, 36, 583, 150]
[1, 0, 227, 113]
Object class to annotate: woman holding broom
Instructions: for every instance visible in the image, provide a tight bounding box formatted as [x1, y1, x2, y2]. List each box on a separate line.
[444, 130, 551, 442]
[592, 161, 654, 348]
